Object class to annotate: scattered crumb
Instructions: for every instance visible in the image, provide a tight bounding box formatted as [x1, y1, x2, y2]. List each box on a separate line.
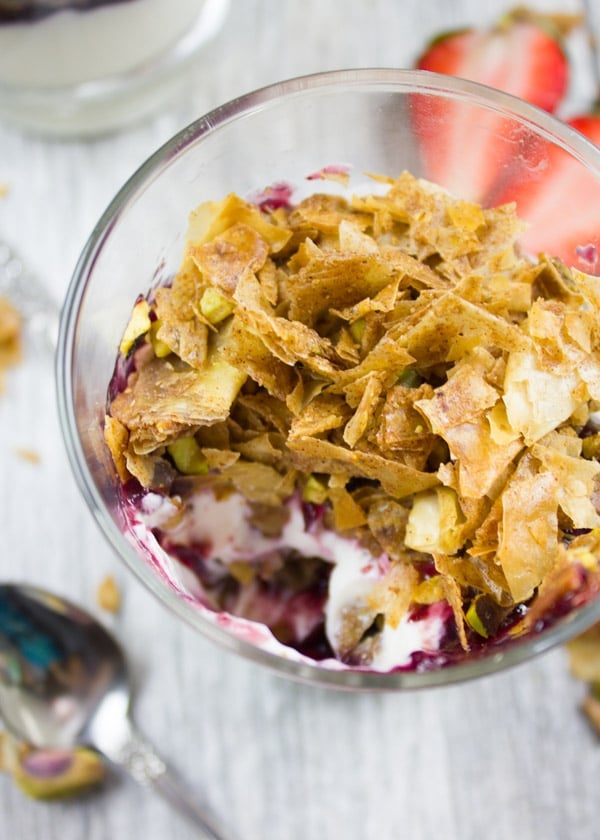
[0, 296, 21, 393]
[0, 184, 8, 198]
[97, 575, 121, 614]
[15, 448, 41, 464]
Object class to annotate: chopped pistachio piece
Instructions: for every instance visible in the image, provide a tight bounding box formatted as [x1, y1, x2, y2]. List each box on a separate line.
[465, 594, 506, 639]
[167, 437, 209, 475]
[0, 733, 105, 800]
[397, 368, 422, 388]
[465, 600, 489, 638]
[582, 433, 600, 460]
[302, 474, 328, 504]
[349, 317, 366, 342]
[119, 298, 151, 356]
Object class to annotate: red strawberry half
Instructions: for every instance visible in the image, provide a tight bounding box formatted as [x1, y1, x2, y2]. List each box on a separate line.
[489, 114, 600, 272]
[412, 9, 569, 202]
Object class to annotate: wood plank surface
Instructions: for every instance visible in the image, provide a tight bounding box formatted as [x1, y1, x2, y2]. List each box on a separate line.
[0, 2, 597, 838]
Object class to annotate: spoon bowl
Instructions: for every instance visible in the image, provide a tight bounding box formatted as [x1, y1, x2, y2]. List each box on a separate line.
[0, 585, 127, 751]
[0, 583, 230, 839]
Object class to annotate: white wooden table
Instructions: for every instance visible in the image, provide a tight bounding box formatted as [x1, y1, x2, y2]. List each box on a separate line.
[1, 2, 599, 838]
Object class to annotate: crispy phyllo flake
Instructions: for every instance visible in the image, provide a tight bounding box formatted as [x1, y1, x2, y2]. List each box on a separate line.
[111, 345, 246, 455]
[103, 414, 130, 483]
[436, 569, 469, 652]
[285, 250, 395, 326]
[287, 435, 440, 499]
[190, 222, 270, 296]
[233, 271, 342, 377]
[289, 394, 352, 439]
[153, 263, 209, 369]
[287, 193, 372, 236]
[186, 193, 291, 253]
[220, 315, 297, 400]
[221, 461, 297, 506]
[342, 371, 384, 448]
[503, 350, 582, 445]
[400, 291, 530, 367]
[366, 562, 419, 629]
[329, 483, 368, 531]
[496, 453, 560, 602]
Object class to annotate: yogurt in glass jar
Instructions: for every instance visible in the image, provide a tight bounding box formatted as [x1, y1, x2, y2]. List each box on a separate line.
[0, 0, 230, 136]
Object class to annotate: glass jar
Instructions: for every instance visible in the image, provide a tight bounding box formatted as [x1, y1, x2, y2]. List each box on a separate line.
[0, 0, 230, 137]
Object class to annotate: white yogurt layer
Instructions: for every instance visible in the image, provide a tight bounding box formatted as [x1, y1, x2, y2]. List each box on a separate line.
[325, 548, 446, 669]
[0, 0, 222, 87]
[128, 489, 446, 672]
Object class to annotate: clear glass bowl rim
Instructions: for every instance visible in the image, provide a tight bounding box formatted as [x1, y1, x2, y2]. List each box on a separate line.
[56, 67, 600, 691]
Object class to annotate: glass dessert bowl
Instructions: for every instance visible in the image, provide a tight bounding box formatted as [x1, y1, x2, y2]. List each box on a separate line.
[57, 69, 600, 689]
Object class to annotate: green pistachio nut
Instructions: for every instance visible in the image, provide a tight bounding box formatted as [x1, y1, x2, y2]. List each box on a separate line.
[302, 474, 328, 504]
[167, 437, 209, 475]
[397, 368, 422, 388]
[5, 741, 105, 800]
[349, 318, 366, 342]
[465, 600, 489, 638]
[582, 433, 600, 460]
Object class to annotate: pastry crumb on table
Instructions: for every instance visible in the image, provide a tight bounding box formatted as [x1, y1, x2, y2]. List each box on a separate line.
[0, 296, 20, 393]
[96, 575, 122, 614]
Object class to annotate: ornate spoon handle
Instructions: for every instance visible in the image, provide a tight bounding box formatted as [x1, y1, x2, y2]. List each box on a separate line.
[107, 724, 232, 840]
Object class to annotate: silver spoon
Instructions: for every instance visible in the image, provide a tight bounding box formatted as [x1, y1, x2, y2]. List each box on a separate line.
[0, 583, 231, 839]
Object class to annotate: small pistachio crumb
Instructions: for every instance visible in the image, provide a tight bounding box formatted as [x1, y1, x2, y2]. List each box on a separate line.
[302, 474, 328, 504]
[167, 437, 209, 475]
[465, 600, 488, 638]
[119, 299, 151, 356]
[349, 318, 365, 342]
[397, 368, 422, 388]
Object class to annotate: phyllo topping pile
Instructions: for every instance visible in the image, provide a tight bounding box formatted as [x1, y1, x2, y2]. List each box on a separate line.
[105, 171, 600, 662]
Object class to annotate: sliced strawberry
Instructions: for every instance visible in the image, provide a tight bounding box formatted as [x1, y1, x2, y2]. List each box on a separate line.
[416, 13, 568, 112]
[412, 10, 569, 202]
[489, 114, 600, 272]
